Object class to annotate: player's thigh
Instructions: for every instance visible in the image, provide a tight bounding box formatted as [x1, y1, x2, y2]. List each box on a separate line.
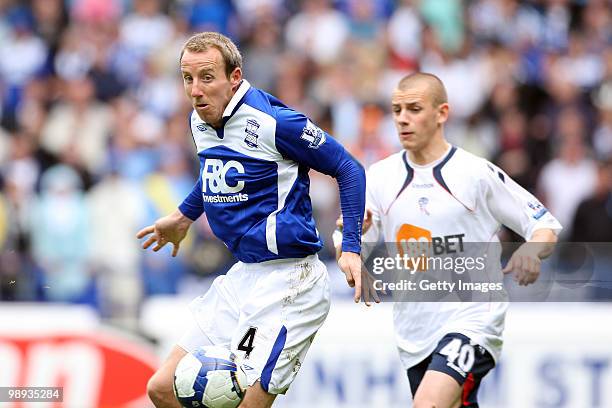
[240, 381, 277, 408]
[413, 370, 462, 408]
[232, 255, 331, 394]
[414, 333, 495, 408]
[407, 355, 431, 397]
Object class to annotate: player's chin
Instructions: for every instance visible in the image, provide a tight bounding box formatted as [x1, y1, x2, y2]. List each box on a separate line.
[195, 105, 208, 113]
[195, 107, 216, 123]
[400, 139, 418, 151]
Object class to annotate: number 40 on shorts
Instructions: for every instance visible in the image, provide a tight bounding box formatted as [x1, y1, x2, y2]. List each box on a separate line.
[439, 338, 476, 373]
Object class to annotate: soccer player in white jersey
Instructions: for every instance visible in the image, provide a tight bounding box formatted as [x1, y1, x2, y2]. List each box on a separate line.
[336, 73, 561, 408]
[137, 32, 366, 408]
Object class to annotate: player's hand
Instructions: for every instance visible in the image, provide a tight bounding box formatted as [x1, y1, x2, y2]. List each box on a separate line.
[338, 251, 381, 306]
[338, 251, 363, 303]
[136, 209, 193, 257]
[502, 243, 542, 286]
[360, 268, 383, 306]
[336, 209, 373, 235]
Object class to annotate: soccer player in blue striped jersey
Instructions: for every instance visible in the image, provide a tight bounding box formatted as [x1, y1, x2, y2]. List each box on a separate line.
[138, 32, 366, 408]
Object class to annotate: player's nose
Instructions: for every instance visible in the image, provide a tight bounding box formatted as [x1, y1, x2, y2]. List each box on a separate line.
[396, 115, 409, 126]
[190, 82, 204, 98]
[395, 110, 410, 125]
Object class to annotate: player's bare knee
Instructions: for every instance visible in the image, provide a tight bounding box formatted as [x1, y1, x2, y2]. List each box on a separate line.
[412, 394, 446, 408]
[413, 396, 459, 408]
[237, 396, 268, 408]
[238, 382, 275, 408]
[147, 372, 174, 406]
[146, 374, 163, 402]
[146, 372, 156, 394]
[236, 401, 255, 408]
[412, 400, 438, 408]
[148, 345, 186, 407]
[238, 400, 274, 408]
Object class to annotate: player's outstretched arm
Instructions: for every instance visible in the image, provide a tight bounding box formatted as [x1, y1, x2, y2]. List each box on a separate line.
[136, 209, 194, 257]
[502, 228, 558, 286]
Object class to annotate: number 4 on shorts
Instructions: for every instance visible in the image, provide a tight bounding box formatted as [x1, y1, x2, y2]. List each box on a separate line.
[238, 327, 257, 358]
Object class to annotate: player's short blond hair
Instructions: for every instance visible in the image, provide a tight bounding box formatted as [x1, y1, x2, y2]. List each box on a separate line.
[180, 32, 242, 78]
[398, 72, 448, 107]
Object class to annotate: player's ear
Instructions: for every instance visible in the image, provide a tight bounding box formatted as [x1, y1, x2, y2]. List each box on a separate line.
[437, 103, 449, 125]
[230, 67, 242, 89]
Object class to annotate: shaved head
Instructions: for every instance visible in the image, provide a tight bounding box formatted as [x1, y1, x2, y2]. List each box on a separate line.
[397, 73, 448, 107]
[391, 72, 450, 156]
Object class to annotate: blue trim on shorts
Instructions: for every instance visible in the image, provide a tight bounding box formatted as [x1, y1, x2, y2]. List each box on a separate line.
[260, 325, 287, 392]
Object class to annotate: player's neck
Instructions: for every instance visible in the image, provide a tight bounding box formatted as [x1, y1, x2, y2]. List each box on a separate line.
[407, 139, 451, 166]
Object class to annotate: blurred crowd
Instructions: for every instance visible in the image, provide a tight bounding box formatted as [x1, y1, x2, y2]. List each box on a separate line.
[0, 0, 611, 323]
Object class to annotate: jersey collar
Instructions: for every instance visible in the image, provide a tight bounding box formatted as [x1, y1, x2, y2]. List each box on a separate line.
[222, 79, 251, 119]
[432, 145, 457, 194]
[399, 145, 457, 197]
[404, 144, 454, 168]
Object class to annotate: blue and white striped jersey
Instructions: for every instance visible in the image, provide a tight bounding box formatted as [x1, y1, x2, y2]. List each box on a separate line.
[179, 80, 365, 263]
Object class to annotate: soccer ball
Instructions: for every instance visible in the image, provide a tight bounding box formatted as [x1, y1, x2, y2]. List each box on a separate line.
[173, 346, 248, 408]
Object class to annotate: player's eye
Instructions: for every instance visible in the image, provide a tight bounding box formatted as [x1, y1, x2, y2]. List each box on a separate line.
[183, 75, 192, 82]
[203, 74, 214, 81]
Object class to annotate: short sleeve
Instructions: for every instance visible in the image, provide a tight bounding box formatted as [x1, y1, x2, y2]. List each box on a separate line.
[483, 161, 562, 240]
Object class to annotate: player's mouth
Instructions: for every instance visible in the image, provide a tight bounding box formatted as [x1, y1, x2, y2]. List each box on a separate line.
[195, 102, 209, 110]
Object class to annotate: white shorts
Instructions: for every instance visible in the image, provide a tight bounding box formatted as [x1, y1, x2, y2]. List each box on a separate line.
[177, 254, 330, 394]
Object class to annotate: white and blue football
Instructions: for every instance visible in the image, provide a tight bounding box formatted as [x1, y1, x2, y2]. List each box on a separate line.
[173, 346, 247, 408]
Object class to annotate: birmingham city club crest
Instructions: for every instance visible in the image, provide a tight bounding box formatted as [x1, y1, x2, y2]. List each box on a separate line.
[244, 119, 260, 148]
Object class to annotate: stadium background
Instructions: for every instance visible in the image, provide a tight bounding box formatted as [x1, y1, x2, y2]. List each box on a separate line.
[0, 0, 611, 407]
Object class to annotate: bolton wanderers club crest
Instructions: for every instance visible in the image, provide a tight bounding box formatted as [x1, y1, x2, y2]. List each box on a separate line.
[244, 119, 260, 148]
[418, 197, 430, 216]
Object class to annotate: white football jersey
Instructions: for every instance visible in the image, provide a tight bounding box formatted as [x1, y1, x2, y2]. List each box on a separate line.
[363, 145, 562, 368]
